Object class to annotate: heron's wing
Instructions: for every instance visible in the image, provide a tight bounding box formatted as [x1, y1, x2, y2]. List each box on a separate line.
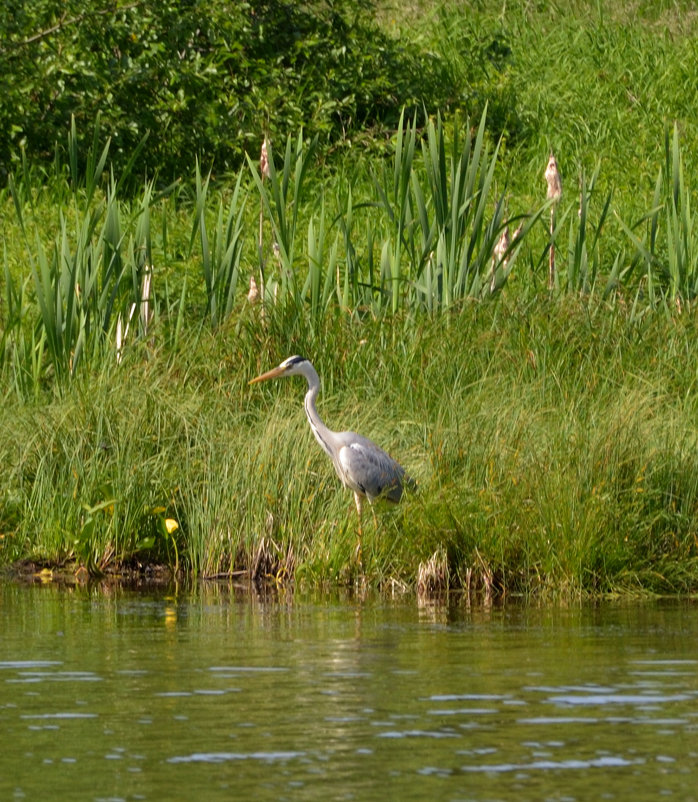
[337, 439, 406, 503]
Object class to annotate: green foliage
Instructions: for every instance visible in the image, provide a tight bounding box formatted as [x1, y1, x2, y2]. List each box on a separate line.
[618, 124, 698, 305]
[191, 162, 246, 326]
[5, 106, 698, 392]
[248, 132, 321, 312]
[5, 2, 698, 594]
[2, 301, 698, 595]
[0, 0, 469, 180]
[4, 117, 157, 384]
[563, 165, 613, 295]
[428, 5, 521, 145]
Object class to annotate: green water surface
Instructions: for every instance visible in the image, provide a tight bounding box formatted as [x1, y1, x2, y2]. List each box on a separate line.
[1, 582, 697, 801]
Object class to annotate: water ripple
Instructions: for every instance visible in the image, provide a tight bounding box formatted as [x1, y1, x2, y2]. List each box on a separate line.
[208, 666, 289, 674]
[22, 712, 98, 719]
[377, 729, 461, 739]
[549, 693, 693, 706]
[428, 707, 498, 716]
[7, 670, 102, 684]
[459, 755, 641, 773]
[167, 750, 305, 764]
[427, 693, 508, 702]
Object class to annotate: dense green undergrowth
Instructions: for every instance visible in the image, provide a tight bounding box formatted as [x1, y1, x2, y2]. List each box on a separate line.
[0, 0, 485, 179]
[3, 1, 698, 595]
[2, 300, 698, 595]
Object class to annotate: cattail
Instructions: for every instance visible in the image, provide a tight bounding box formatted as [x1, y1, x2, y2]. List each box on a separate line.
[116, 303, 137, 364]
[491, 225, 511, 293]
[545, 153, 562, 290]
[494, 225, 511, 263]
[116, 314, 124, 365]
[260, 139, 270, 180]
[257, 137, 270, 320]
[247, 274, 259, 305]
[545, 153, 562, 202]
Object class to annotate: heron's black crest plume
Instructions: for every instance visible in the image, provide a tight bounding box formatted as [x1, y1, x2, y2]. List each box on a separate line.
[282, 355, 307, 367]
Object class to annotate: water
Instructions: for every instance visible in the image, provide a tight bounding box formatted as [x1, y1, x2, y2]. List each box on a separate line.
[1, 581, 697, 801]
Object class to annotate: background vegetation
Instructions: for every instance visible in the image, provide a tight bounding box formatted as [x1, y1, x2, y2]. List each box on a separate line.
[0, 0, 468, 179]
[2, 0, 698, 596]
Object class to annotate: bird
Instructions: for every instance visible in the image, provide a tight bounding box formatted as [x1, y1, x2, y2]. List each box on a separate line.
[249, 355, 414, 564]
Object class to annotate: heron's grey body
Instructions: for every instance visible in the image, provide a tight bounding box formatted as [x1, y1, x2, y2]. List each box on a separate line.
[299, 359, 406, 504]
[249, 355, 412, 558]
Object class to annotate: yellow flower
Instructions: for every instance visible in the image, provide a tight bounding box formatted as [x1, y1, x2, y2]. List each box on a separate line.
[165, 518, 179, 534]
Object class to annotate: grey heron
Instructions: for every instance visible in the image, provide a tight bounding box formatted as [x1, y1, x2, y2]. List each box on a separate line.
[249, 355, 413, 562]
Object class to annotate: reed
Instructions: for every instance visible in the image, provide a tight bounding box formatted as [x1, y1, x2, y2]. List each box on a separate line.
[371, 109, 520, 312]
[659, 124, 698, 304]
[247, 132, 320, 310]
[8, 107, 698, 390]
[191, 162, 247, 327]
[2, 299, 698, 595]
[4, 1, 698, 593]
[5, 121, 159, 386]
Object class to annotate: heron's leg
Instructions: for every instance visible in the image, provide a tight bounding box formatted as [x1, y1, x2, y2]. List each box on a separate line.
[353, 491, 364, 568]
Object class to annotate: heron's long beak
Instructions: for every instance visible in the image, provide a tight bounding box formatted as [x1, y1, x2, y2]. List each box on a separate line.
[249, 365, 286, 385]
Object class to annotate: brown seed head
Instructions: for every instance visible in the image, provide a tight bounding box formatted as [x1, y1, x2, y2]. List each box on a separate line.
[247, 275, 259, 305]
[494, 225, 511, 262]
[545, 153, 562, 202]
[260, 139, 270, 180]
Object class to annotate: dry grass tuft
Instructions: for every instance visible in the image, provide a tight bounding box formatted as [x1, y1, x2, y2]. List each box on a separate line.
[417, 545, 449, 596]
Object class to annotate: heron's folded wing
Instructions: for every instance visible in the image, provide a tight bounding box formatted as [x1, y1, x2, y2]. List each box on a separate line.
[338, 442, 405, 502]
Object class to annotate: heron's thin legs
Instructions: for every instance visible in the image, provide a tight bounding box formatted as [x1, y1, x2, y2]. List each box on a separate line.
[353, 491, 364, 569]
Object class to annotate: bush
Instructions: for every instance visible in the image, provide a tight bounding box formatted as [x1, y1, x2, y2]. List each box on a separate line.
[0, 0, 488, 181]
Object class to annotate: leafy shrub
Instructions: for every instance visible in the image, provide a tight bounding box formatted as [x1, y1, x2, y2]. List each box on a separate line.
[0, 0, 505, 181]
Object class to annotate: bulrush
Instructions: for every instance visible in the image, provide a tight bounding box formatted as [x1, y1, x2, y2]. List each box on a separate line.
[247, 274, 260, 305]
[140, 265, 153, 336]
[491, 225, 511, 293]
[257, 137, 270, 314]
[545, 153, 562, 202]
[545, 153, 562, 289]
[260, 138, 270, 180]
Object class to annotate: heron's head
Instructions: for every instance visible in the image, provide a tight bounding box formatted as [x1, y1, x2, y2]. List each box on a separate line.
[249, 355, 310, 385]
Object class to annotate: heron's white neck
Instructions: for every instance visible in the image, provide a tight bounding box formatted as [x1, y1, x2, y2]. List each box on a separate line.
[299, 363, 335, 459]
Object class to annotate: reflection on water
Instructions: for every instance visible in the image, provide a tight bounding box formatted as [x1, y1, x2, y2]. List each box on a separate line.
[1, 581, 697, 801]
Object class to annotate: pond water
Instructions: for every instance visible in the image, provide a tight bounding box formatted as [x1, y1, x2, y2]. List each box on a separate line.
[1, 581, 697, 801]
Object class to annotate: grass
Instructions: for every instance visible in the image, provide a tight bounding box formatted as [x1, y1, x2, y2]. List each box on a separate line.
[2, 299, 698, 595]
[3, 0, 698, 595]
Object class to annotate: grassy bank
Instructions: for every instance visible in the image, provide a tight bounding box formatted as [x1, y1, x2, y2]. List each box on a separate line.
[3, 1, 698, 595]
[2, 299, 698, 595]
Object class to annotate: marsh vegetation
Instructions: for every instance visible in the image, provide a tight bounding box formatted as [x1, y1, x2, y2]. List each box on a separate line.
[2, 1, 698, 594]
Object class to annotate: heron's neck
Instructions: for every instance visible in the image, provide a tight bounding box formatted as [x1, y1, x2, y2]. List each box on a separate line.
[303, 372, 335, 459]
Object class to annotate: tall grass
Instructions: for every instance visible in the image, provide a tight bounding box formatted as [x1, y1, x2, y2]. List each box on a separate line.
[2, 301, 698, 595]
[4, 118, 157, 386]
[6, 108, 698, 397]
[617, 124, 698, 307]
[191, 162, 246, 327]
[5, 0, 698, 592]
